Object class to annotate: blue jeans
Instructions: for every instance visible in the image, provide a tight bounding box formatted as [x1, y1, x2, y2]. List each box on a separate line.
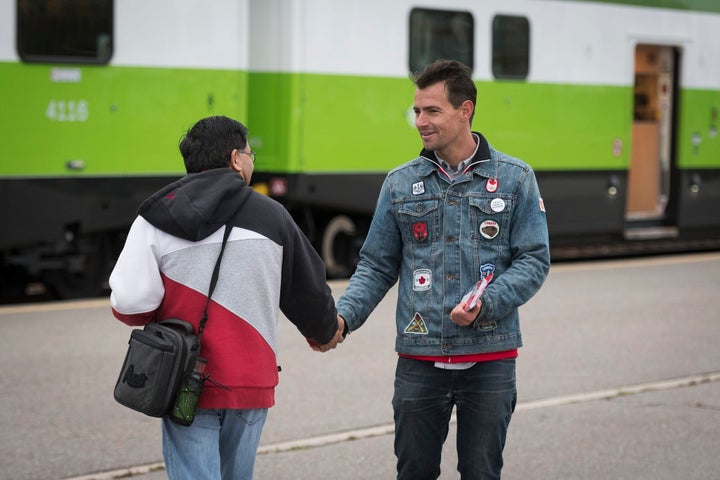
[392, 358, 517, 480]
[162, 408, 268, 480]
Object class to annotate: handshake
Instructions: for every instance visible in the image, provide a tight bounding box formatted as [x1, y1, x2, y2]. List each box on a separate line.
[307, 315, 346, 353]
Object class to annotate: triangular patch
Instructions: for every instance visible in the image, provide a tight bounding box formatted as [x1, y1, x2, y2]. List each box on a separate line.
[404, 313, 428, 335]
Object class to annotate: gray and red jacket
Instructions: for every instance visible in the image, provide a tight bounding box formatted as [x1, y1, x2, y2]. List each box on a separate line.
[110, 168, 337, 409]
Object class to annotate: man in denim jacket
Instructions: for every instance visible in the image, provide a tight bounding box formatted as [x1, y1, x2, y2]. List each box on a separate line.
[336, 60, 550, 479]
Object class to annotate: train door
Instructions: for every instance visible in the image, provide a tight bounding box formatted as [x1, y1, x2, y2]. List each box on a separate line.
[626, 44, 680, 237]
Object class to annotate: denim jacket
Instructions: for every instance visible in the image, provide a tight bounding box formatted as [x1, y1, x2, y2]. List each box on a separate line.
[337, 133, 550, 356]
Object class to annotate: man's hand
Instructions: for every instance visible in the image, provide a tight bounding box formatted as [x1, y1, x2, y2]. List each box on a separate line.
[450, 300, 481, 327]
[307, 316, 346, 352]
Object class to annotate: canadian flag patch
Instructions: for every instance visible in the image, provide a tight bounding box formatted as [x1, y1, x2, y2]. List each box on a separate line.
[486, 178, 498, 192]
[413, 269, 432, 291]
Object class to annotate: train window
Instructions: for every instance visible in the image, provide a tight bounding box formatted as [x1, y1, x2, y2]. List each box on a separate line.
[16, 0, 113, 64]
[492, 15, 529, 79]
[409, 8, 474, 74]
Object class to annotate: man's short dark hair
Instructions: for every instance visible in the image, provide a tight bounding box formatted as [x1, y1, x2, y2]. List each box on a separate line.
[412, 59, 476, 123]
[179, 116, 248, 173]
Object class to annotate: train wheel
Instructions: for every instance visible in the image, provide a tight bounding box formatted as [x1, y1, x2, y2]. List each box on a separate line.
[321, 215, 361, 278]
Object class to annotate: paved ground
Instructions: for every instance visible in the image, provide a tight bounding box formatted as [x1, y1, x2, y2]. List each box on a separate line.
[1, 252, 719, 479]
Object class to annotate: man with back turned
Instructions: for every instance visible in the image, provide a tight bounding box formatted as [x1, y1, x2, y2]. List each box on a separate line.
[110, 115, 343, 479]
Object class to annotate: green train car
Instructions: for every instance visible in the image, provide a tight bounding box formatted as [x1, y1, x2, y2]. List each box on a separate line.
[1, 0, 719, 298]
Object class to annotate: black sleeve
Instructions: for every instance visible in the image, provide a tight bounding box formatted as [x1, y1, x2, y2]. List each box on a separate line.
[278, 211, 338, 344]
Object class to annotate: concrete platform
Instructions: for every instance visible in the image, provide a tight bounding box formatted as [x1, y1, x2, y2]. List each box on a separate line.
[1, 252, 719, 480]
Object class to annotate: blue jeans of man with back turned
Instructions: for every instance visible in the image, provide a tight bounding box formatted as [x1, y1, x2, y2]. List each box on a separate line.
[393, 357, 517, 480]
[162, 408, 268, 479]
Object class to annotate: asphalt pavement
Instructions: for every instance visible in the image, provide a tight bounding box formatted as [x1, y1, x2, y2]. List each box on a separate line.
[1, 252, 719, 480]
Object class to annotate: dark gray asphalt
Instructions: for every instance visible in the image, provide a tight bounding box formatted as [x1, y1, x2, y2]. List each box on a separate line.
[1, 252, 719, 480]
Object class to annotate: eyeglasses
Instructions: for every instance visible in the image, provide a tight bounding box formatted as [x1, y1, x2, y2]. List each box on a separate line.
[237, 149, 256, 163]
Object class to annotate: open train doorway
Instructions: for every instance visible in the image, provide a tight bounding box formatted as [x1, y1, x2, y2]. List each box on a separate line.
[626, 44, 680, 239]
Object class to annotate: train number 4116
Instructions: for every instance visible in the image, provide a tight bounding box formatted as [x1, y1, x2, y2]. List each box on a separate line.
[46, 100, 89, 122]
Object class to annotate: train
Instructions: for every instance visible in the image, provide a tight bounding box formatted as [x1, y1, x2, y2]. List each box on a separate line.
[1, 0, 719, 300]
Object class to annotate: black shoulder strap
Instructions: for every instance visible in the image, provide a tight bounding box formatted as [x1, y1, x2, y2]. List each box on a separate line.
[196, 225, 232, 349]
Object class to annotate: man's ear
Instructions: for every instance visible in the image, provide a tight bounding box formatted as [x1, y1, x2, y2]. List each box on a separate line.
[460, 100, 474, 122]
[229, 149, 242, 172]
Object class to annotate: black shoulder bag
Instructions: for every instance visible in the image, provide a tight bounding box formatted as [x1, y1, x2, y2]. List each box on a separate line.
[113, 226, 231, 424]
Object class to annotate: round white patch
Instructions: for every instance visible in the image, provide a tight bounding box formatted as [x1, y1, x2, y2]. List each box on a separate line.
[490, 198, 506, 212]
[480, 220, 500, 239]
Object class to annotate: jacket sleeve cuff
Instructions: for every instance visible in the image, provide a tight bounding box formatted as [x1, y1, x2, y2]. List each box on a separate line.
[473, 294, 493, 324]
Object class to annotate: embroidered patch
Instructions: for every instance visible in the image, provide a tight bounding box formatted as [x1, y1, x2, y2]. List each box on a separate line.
[122, 365, 148, 388]
[413, 269, 432, 291]
[486, 178, 498, 193]
[412, 181, 425, 195]
[404, 313, 429, 334]
[480, 220, 499, 240]
[412, 221, 428, 241]
[480, 263, 496, 282]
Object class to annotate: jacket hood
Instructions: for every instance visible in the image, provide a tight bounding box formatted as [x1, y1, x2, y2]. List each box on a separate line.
[138, 168, 251, 241]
